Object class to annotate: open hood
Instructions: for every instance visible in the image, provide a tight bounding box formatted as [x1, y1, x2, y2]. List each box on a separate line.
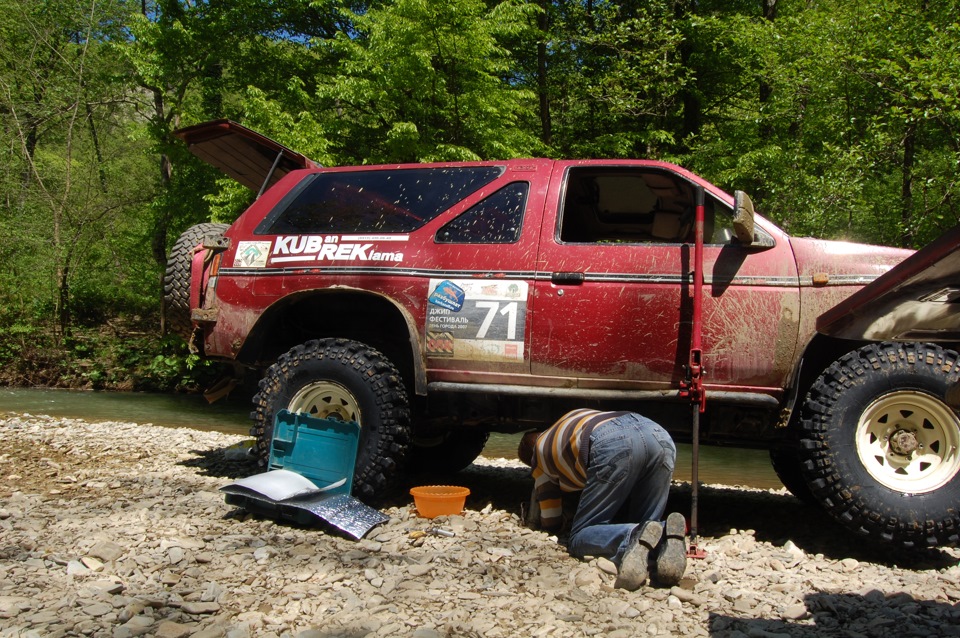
[174, 119, 319, 195]
[817, 224, 960, 341]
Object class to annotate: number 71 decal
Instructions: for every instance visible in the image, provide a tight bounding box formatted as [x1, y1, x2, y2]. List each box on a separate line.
[475, 301, 519, 340]
[426, 279, 527, 362]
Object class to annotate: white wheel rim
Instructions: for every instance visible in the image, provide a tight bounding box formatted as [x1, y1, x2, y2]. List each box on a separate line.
[288, 381, 361, 424]
[856, 390, 960, 493]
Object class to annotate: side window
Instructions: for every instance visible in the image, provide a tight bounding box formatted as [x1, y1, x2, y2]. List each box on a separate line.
[256, 166, 503, 235]
[561, 167, 734, 244]
[705, 192, 735, 244]
[436, 182, 529, 244]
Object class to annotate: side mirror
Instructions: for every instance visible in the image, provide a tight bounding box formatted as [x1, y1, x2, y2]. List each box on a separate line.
[733, 190, 755, 245]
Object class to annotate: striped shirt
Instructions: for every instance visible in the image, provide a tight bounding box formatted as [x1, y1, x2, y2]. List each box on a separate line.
[531, 409, 631, 529]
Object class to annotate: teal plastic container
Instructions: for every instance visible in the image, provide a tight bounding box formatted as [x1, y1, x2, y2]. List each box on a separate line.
[268, 410, 360, 495]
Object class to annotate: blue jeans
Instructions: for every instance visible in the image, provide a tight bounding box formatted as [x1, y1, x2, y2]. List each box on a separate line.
[566, 413, 676, 567]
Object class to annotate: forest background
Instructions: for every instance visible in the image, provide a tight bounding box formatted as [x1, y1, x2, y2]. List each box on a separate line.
[1, 0, 959, 392]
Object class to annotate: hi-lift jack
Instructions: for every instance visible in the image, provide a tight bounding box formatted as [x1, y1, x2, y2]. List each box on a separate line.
[679, 187, 708, 560]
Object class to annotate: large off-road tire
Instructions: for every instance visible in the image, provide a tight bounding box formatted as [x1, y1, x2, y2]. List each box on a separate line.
[251, 338, 411, 501]
[408, 429, 490, 475]
[799, 342, 960, 548]
[162, 223, 229, 340]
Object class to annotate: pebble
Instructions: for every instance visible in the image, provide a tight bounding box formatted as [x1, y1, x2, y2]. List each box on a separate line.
[1, 413, 957, 638]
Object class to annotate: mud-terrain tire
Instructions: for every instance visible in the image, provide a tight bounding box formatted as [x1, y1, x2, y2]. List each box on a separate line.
[162, 223, 229, 340]
[251, 339, 411, 501]
[408, 430, 490, 475]
[799, 342, 960, 548]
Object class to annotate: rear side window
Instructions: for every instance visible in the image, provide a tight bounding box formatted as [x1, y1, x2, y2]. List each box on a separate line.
[257, 167, 503, 235]
[436, 182, 528, 244]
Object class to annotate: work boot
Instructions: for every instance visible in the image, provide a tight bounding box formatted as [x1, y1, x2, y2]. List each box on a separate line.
[653, 512, 687, 586]
[615, 520, 663, 591]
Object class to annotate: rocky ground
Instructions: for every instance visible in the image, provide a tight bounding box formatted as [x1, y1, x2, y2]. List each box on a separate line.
[1, 413, 959, 638]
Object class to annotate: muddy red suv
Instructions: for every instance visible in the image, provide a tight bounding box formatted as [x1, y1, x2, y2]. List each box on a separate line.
[165, 120, 960, 548]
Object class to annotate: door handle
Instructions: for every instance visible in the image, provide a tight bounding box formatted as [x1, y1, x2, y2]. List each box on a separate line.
[551, 271, 585, 285]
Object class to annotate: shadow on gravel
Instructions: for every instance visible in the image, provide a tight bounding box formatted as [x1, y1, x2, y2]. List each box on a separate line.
[181, 446, 261, 479]
[710, 591, 959, 638]
[664, 483, 958, 570]
[181, 446, 957, 571]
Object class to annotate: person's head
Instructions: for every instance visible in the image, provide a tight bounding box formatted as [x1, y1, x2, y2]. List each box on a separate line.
[518, 430, 539, 467]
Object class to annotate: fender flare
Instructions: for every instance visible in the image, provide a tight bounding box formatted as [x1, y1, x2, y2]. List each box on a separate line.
[779, 333, 868, 430]
[238, 285, 428, 395]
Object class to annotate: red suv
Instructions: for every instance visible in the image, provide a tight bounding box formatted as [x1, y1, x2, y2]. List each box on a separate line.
[165, 120, 960, 548]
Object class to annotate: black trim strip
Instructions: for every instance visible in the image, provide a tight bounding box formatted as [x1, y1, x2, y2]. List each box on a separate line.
[428, 382, 782, 407]
[220, 265, 881, 288]
[222, 266, 540, 279]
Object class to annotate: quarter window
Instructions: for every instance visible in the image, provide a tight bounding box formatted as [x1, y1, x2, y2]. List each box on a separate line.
[436, 182, 528, 244]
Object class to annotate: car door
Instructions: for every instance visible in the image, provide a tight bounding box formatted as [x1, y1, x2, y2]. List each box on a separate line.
[530, 161, 801, 396]
[419, 161, 549, 383]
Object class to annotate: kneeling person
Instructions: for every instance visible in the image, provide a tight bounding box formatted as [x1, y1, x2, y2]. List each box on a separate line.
[518, 409, 687, 590]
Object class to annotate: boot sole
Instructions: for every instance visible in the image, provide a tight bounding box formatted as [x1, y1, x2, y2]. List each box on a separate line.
[615, 520, 663, 591]
[655, 512, 687, 586]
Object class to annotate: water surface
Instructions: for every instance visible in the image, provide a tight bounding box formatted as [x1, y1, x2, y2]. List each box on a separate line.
[0, 388, 783, 489]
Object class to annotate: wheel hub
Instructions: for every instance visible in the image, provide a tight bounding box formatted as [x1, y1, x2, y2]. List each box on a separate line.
[888, 429, 919, 456]
[856, 390, 960, 494]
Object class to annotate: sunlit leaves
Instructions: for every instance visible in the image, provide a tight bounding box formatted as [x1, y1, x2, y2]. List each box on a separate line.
[4, 0, 960, 351]
[545, 1, 686, 159]
[0, 0, 156, 334]
[317, 0, 541, 163]
[676, 0, 960, 247]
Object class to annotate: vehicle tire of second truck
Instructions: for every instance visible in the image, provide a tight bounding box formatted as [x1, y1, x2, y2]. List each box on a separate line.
[768, 445, 815, 505]
[251, 338, 412, 501]
[162, 222, 229, 340]
[408, 429, 490, 475]
[799, 341, 960, 548]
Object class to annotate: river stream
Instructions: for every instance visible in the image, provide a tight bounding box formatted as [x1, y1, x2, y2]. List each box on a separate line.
[0, 387, 783, 489]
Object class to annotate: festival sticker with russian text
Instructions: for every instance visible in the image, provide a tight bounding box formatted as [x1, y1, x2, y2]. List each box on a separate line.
[425, 279, 528, 362]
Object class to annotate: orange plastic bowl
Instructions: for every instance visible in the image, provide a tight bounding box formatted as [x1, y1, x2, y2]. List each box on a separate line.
[410, 485, 470, 518]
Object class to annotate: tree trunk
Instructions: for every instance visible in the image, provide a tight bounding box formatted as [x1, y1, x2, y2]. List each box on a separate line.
[56, 262, 71, 339]
[537, 0, 551, 145]
[86, 102, 108, 193]
[758, 0, 777, 141]
[150, 87, 174, 268]
[677, 1, 701, 144]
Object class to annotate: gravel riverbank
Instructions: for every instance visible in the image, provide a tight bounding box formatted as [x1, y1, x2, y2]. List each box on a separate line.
[1, 413, 959, 637]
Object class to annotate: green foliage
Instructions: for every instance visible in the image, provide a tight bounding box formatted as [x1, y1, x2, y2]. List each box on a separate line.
[0, 0, 157, 338]
[542, 0, 687, 158]
[675, 0, 960, 247]
[318, 0, 543, 163]
[0, 323, 39, 369]
[0, 319, 221, 391]
[3, 0, 960, 391]
[139, 335, 224, 392]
